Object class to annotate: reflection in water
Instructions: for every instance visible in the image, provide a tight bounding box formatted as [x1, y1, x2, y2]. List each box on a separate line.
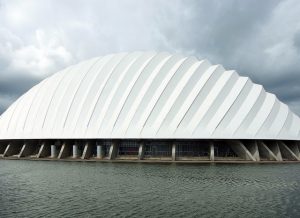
[0, 161, 300, 217]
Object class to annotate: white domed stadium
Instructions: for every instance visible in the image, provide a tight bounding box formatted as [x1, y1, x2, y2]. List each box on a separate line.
[0, 51, 299, 162]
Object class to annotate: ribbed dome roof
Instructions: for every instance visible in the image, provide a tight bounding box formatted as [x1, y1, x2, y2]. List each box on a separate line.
[0, 51, 299, 140]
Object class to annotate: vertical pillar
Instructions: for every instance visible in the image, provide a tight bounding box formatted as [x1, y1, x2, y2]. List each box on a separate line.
[96, 143, 104, 159]
[73, 144, 79, 158]
[18, 143, 27, 158]
[210, 141, 214, 161]
[81, 141, 92, 159]
[37, 142, 51, 158]
[109, 141, 118, 160]
[138, 142, 145, 160]
[58, 142, 72, 159]
[172, 143, 176, 161]
[3, 143, 22, 157]
[3, 144, 12, 157]
[51, 145, 57, 158]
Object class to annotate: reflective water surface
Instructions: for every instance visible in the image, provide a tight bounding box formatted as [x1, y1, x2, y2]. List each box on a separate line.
[0, 160, 300, 218]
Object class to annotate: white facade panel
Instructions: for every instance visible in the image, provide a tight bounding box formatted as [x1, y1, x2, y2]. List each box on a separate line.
[0, 51, 299, 140]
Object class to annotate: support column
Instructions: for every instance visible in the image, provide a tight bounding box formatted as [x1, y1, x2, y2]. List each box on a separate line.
[288, 142, 300, 159]
[108, 141, 118, 160]
[37, 142, 51, 158]
[18, 143, 35, 158]
[172, 143, 176, 161]
[3, 144, 12, 157]
[3, 143, 21, 157]
[96, 143, 104, 159]
[228, 140, 256, 161]
[51, 145, 57, 158]
[245, 141, 260, 161]
[210, 141, 214, 161]
[58, 142, 71, 159]
[138, 142, 145, 160]
[278, 141, 300, 161]
[72, 143, 79, 158]
[81, 141, 92, 159]
[268, 141, 283, 161]
[257, 141, 279, 161]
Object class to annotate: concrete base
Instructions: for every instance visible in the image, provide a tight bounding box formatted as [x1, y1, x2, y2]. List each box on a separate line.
[1, 139, 300, 163]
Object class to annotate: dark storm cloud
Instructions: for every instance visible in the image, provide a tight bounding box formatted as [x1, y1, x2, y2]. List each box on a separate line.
[0, 0, 300, 115]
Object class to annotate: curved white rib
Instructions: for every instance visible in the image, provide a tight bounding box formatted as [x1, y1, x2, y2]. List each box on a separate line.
[104, 52, 156, 135]
[0, 51, 299, 140]
[120, 52, 173, 136]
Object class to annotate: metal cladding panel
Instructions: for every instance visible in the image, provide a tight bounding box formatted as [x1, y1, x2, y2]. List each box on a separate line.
[0, 51, 299, 140]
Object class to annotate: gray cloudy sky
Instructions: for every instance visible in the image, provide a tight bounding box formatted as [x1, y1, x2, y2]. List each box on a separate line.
[1, 0, 300, 115]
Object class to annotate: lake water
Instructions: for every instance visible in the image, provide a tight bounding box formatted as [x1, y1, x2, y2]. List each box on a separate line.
[0, 160, 300, 218]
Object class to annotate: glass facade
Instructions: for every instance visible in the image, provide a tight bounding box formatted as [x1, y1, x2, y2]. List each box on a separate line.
[214, 141, 238, 158]
[177, 141, 209, 157]
[144, 141, 172, 157]
[118, 140, 139, 156]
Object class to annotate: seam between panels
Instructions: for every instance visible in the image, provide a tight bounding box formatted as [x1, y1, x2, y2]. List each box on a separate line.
[255, 98, 280, 137]
[211, 77, 249, 136]
[62, 57, 103, 129]
[111, 53, 157, 131]
[212, 78, 253, 135]
[41, 68, 73, 129]
[95, 53, 142, 134]
[22, 79, 47, 131]
[6, 93, 26, 131]
[174, 65, 220, 131]
[139, 57, 188, 135]
[252, 94, 276, 136]
[273, 104, 289, 136]
[154, 61, 205, 136]
[278, 110, 292, 136]
[10, 86, 39, 134]
[97, 53, 142, 133]
[169, 63, 214, 134]
[190, 71, 235, 135]
[232, 87, 265, 136]
[123, 54, 173, 135]
[224, 84, 261, 136]
[72, 55, 115, 132]
[85, 53, 129, 131]
[50, 61, 95, 133]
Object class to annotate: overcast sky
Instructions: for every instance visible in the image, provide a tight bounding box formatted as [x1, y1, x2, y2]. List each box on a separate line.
[0, 0, 300, 116]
